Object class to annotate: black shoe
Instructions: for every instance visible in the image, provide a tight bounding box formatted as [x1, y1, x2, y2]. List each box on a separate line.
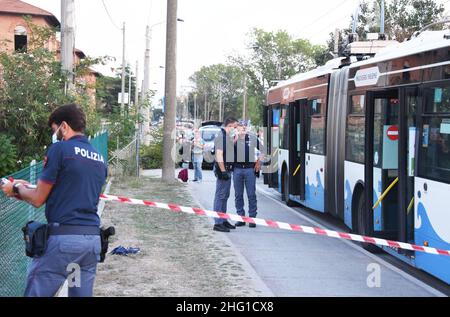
[223, 221, 236, 230]
[235, 221, 246, 227]
[213, 224, 230, 233]
[249, 223, 256, 228]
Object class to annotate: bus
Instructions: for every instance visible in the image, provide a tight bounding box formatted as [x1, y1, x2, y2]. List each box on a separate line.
[263, 29, 450, 284]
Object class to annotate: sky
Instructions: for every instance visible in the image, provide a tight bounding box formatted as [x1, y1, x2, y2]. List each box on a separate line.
[23, 0, 450, 101]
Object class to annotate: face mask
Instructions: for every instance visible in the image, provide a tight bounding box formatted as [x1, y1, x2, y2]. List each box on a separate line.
[229, 128, 237, 138]
[52, 125, 62, 144]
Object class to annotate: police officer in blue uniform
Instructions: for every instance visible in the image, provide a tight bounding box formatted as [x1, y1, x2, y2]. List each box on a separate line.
[213, 117, 238, 233]
[233, 120, 261, 228]
[1, 104, 107, 297]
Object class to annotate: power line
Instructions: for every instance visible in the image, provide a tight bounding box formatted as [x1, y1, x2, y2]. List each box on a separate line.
[298, 0, 353, 30]
[101, 0, 122, 30]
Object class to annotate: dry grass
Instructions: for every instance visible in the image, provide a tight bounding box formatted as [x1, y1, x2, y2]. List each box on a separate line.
[94, 176, 264, 297]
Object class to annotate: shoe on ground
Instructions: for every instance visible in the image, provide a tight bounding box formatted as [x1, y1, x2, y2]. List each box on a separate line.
[235, 221, 246, 227]
[223, 221, 236, 230]
[249, 223, 256, 228]
[213, 224, 230, 233]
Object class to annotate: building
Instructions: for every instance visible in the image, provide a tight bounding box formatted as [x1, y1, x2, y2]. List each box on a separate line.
[0, 0, 98, 104]
[0, 0, 59, 53]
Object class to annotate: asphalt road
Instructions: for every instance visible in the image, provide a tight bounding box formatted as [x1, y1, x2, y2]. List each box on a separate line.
[187, 169, 446, 297]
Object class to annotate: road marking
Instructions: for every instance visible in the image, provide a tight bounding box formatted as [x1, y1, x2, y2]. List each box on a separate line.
[256, 184, 446, 297]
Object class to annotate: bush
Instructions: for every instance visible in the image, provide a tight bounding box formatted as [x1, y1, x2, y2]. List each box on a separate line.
[0, 136, 18, 176]
[140, 127, 163, 169]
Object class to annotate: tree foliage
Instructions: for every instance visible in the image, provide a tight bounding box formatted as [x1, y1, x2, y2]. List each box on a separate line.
[328, 0, 446, 50]
[0, 135, 17, 176]
[0, 17, 103, 170]
[189, 29, 328, 126]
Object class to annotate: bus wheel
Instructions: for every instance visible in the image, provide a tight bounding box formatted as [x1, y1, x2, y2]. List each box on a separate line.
[356, 192, 381, 253]
[283, 170, 296, 207]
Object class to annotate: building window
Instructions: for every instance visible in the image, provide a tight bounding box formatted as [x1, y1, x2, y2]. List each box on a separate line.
[14, 26, 27, 52]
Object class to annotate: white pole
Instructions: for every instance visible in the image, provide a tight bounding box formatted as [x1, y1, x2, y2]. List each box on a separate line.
[121, 22, 126, 116]
[142, 25, 151, 145]
[61, 0, 75, 91]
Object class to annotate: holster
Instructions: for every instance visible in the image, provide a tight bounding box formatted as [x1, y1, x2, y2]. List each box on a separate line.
[99, 226, 116, 263]
[22, 221, 49, 258]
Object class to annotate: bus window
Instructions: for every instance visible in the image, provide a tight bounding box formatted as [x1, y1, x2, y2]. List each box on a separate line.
[308, 99, 325, 155]
[424, 86, 450, 113]
[419, 85, 450, 183]
[346, 95, 365, 163]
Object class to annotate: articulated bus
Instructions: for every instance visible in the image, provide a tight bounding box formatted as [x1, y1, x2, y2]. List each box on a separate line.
[263, 30, 450, 284]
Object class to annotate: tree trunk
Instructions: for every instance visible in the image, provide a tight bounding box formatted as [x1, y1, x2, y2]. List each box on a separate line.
[162, 0, 177, 183]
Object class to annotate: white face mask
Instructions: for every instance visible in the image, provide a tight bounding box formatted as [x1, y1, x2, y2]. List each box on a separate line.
[229, 128, 237, 138]
[52, 125, 62, 144]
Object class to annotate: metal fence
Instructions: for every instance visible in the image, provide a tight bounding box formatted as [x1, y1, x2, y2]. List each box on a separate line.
[108, 135, 139, 178]
[0, 132, 108, 297]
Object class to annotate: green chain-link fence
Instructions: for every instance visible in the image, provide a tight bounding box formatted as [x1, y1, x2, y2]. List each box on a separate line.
[0, 132, 108, 297]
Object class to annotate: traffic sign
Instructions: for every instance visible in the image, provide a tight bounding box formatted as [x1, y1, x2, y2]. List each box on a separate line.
[387, 125, 399, 141]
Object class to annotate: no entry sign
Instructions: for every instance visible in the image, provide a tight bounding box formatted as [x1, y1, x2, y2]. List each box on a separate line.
[387, 125, 399, 141]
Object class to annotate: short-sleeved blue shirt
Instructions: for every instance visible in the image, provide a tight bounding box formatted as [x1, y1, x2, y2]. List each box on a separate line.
[39, 135, 107, 227]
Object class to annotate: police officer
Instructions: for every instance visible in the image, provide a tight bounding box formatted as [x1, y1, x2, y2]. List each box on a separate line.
[1, 104, 107, 297]
[213, 117, 238, 233]
[233, 120, 261, 228]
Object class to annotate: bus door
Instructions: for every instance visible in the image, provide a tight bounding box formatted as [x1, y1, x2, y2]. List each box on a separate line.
[268, 105, 280, 189]
[289, 99, 306, 199]
[263, 105, 270, 185]
[365, 88, 418, 243]
[400, 87, 418, 244]
[365, 89, 400, 240]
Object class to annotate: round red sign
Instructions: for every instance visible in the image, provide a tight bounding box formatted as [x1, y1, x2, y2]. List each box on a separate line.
[387, 125, 399, 141]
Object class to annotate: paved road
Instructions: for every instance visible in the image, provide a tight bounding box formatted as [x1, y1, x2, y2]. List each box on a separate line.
[187, 170, 445, 297]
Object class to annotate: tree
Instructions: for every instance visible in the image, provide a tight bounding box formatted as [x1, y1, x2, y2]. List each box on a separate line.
[0, 17, 103, 169]
[328, 0, 446, 50]
[228, 28, 329, 125]
[189, 64, 245, 122]
[385, 0, 446, 41]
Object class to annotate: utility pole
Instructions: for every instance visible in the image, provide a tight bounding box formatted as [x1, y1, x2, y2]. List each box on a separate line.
[128, 63, 132, 113]
[121, 22, 126, 116]
[162, 0, 178, 183]
[194, 93, 197, 127]
[135, 61, 139, 112]
[219, 84, 222, 122]
[380, 0, 385, 35]
[243, 75, 248, 121]
[204, 93, 208, 121]
[135, 60, 140, 178]
[61, 0, 75, 93]
[142, 25, 151, 145]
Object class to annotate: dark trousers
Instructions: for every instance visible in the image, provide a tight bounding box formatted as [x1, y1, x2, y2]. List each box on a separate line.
[213, 168, 232, 225]
[233, 167, 258, 218]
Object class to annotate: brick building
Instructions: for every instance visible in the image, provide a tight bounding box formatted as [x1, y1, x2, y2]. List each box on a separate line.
[0, 0, 98, 104]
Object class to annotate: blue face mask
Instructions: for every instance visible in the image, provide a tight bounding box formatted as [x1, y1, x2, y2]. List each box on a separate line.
[52, 125, 62, 144]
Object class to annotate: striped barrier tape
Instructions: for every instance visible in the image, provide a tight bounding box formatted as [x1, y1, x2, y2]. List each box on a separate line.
[99, 194, 450, 257]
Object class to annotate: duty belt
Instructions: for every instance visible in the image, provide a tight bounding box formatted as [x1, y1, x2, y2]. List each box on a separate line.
[234, 163, 256, 169]
[48, 225, 100, 236]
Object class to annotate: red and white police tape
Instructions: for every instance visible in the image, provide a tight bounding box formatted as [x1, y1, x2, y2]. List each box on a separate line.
[99, 193, 450, 257]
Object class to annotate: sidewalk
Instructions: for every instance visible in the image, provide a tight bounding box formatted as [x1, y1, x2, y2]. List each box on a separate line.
[94, 171, 268, 297]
